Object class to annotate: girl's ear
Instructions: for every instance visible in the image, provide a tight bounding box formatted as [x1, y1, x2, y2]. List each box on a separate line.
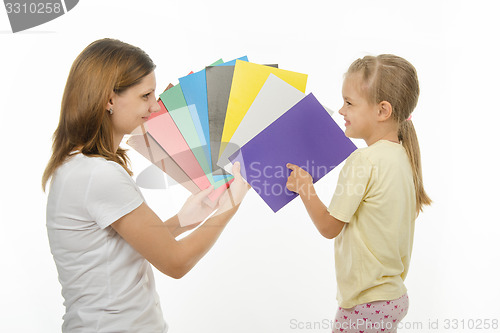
[378, 101, 393, 121]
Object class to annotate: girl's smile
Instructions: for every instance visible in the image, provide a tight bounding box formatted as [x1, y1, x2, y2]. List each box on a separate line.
[339, 72, 378, 142]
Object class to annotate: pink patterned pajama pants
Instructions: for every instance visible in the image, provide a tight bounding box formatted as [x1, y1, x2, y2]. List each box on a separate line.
[332, 294, 409, 333]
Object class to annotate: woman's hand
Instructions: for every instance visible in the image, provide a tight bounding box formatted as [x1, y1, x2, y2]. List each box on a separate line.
[286, 163, 313, 197]
[177, 185, 217, 227]
[217, 162, 251, 213]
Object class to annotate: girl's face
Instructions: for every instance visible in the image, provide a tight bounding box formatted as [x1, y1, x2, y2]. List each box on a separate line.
[108, 71, 161, 140]
[339, 73, 379, 142]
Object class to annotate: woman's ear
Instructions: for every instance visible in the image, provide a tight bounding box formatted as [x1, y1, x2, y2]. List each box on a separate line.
[377, 101, 393, 121]
[106, 91, 117, 111]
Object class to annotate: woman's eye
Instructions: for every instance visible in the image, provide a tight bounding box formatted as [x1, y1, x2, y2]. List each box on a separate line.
[143, 93, 151, 99]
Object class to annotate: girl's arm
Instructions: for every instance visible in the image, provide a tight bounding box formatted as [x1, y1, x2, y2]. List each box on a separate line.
[111, 162, 250, 279]
[286, 163, 345, 239]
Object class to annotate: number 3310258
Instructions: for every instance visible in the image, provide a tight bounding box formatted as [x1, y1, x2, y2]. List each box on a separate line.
[5, 2, 62, 14]
[444, 318, 498, 330]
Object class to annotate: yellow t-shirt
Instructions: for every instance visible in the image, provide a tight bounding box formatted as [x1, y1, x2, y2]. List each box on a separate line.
[327, 140, 416, 309]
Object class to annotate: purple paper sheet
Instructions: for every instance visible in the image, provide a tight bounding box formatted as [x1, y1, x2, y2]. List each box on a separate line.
[229, 93, 357, 212]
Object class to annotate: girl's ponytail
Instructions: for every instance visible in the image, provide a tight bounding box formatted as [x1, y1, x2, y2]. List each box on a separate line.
[398, 119, 432, 214]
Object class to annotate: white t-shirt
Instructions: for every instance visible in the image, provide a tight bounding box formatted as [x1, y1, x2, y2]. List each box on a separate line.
[46, 153, 168, 333]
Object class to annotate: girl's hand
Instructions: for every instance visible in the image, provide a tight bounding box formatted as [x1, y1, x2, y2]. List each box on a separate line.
[286, 163, 313, 196]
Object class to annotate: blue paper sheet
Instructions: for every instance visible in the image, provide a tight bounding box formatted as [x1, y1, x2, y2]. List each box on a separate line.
[179, 56, 248, 182]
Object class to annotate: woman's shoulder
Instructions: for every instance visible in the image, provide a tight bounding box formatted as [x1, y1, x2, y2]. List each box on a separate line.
[63, 153, 111, 169]
[57, 153, 128, 182]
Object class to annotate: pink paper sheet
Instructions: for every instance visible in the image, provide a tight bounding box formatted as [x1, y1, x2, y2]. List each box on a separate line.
[146, 100, 230, 202]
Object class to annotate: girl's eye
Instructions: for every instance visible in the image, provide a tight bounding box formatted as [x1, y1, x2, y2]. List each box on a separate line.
[143, 93, 151, 99]
[346, 101, 352, 106]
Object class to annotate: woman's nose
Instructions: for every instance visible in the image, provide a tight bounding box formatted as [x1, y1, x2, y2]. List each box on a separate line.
[151, 100, 161, 113]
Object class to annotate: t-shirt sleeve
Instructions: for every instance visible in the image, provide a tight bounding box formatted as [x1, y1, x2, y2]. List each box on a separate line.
[327, 151, 373, 223]
[85, 162, 144, 229]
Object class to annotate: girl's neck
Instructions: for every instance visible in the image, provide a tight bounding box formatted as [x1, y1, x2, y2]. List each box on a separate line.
[364, 130, 399, 146]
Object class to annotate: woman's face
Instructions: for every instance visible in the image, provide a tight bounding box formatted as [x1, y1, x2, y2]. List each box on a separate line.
[108, 71, 160, 140]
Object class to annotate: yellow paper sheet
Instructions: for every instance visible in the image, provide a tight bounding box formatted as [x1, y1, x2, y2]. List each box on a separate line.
[219, 60, 308, 159]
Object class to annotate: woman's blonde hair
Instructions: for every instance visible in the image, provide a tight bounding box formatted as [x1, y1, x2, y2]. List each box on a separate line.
[347, 54, 432, 214]
[42, 38, 156, 191]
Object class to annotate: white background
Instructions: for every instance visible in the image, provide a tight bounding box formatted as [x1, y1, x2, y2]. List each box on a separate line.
[1, 0, 499, 332]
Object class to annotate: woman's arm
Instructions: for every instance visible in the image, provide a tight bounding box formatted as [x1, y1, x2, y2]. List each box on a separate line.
[111, 163, 249, 279]
[164, 215, 200, 238]
[286, 163, 345, 239]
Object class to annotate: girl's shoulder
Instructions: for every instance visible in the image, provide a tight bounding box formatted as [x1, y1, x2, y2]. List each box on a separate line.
[351, 140, 405, 163]
[344, 145, 373, 166]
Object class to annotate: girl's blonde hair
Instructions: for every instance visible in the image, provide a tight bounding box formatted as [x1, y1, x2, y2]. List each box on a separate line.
[347, 54, 432, 214]
[42, 38, 156, 191]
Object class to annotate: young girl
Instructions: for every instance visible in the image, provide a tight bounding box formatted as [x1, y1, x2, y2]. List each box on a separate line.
[42, 38, 249, 332]
[286, 54, 431, 333]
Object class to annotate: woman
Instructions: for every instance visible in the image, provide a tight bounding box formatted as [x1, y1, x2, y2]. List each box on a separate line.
[42, 38, 249, 332]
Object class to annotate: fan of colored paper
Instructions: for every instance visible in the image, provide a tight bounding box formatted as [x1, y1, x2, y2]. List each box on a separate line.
[127, 57, 357, 216]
